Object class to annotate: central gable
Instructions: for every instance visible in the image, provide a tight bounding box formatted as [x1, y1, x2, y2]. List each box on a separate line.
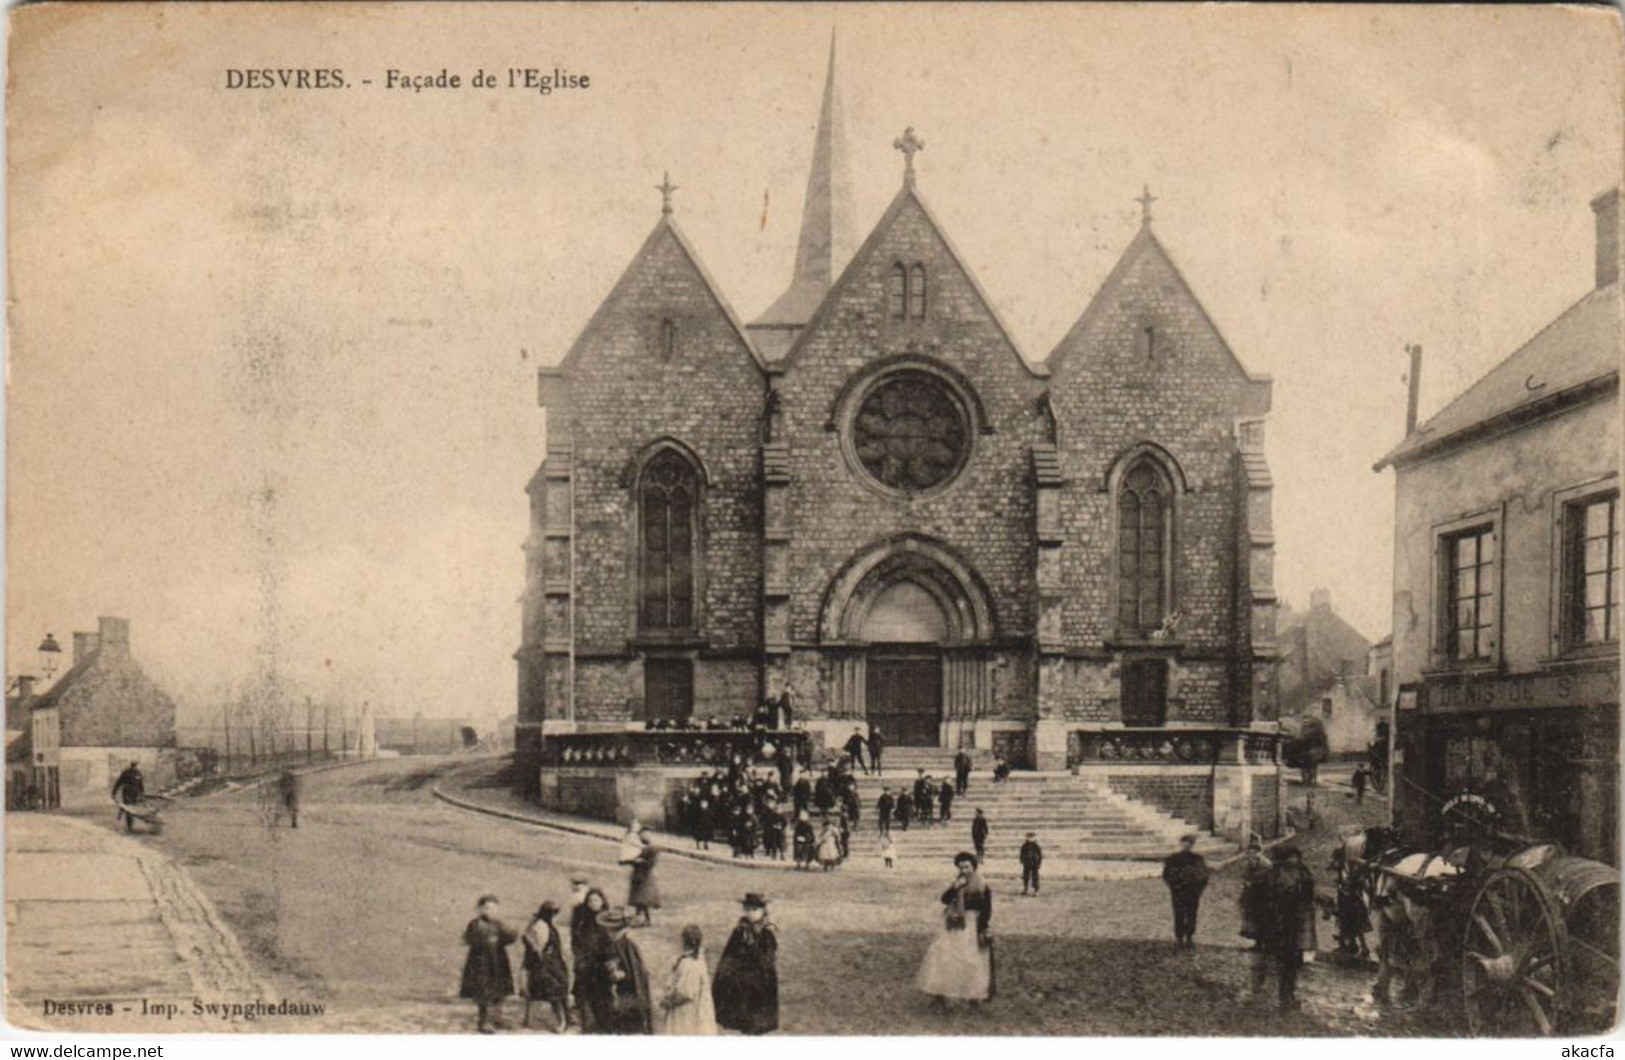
[778, 185, 1045, 381]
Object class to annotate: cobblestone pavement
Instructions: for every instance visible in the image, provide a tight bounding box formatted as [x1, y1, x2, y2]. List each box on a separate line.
[15, 756, 1430, 1037]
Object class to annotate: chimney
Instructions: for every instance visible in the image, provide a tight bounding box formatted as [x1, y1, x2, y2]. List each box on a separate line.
[1405, 343, 1423, 435]
[1592, 188, 1619, 289]
[96, 617, 130, 657]
[15, 676, 36, 701]
[1310, 588, 1332, 612]
[72, 631, 100, 665]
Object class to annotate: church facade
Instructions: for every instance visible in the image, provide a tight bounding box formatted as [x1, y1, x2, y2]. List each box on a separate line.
[517, 52, 1280, 777]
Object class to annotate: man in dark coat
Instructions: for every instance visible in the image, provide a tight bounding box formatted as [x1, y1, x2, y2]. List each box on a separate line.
[1162, 834, 1210, 947]
[813, 773, 835, 814]
[843, 727, 869, 774]
[461, 894, 519, 1033]
[277, 769, 301, 828]
[1019, 832, 1043, 896]
[867, 726, 885, 777]
[938, 780, 955, 823]
[1259, 844, 1318, 1011]
[713, 893, 779, 1034]
[589, 909, 652, 1034]
[971, 808, 990, 864]
[953, 749, 973, 795]
[895, 790, 913, 831]
[111, 762, 144, 832]
[1352, 766, 1368, 805]
[913, 772, 933, 825]
[876, 788, 895, 838]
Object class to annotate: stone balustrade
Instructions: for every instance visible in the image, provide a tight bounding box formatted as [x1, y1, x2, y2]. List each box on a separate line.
[1067, 727, 1282, 767]
[538, 729, 812, 769]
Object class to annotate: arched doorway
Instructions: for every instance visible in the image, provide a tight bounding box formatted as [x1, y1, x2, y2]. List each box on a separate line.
[820, 536, 998, 748]
[863, 581, 949, 746]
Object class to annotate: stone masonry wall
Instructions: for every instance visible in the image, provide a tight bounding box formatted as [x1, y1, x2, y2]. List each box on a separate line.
[776, 191, 1048, 718]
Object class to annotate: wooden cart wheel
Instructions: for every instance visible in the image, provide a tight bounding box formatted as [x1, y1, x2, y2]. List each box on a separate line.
[1562, 879, 1619, 1033]
[1462, 867, 1566, 1036]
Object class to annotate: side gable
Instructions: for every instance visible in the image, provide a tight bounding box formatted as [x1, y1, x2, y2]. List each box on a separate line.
[780, 184, 1047, 379]
[1047, 225, 1270, 412]
[540, 217, 766, 398]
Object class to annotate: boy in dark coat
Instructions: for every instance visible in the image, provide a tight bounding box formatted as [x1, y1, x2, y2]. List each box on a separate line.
[876, 788, 894, 838]
[713, 893, 779, 1034]
[867, 726, 885, 776]
[1019, 832, 1043, 896]
[843, 728, 869, 774]
[896, 790, 914, 831]
[1162, 834, 1210, 947]
[953, 749, 973, 795]
[971, 809, 990, 864]
[938, 781, 955, 823]
[461, 894, 519, 1034]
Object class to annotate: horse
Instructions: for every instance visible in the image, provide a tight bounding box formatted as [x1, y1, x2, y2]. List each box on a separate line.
[1341, 826, 1462, 1007]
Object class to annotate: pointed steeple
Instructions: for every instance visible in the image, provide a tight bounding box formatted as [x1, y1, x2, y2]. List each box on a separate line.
[750, 32, 855, 354]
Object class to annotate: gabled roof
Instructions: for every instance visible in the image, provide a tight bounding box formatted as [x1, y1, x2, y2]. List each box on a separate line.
[1375, 283, 1622, 470]
[544, 215, 767, 378]
[1045, 223, 1268, 387]
[25, 656, 95, 713]
[778, 180, 1049, 378]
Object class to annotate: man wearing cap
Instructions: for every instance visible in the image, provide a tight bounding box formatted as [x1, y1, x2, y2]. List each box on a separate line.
[1162, 834, 1210, 948]
[1019, 832, 1043, 896]
[713, 893, 779, 1035]
[843, 727, 870, 775]
[1258, 843, 1317, 1012]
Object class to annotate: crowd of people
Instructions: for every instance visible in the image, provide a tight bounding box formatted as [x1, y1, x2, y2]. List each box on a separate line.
[458, 879, 782, 1036]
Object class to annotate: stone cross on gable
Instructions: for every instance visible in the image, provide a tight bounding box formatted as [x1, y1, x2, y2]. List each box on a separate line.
[893, 127, 925, 184]
[1136, 184, 1157, 225]
[657, 171, 679, 216]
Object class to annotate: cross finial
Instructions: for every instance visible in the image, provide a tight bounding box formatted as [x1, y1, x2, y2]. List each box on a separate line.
[893, 127, 925, 185]
[656, 172, 679, 216]
[1136, 184, 1157, 225]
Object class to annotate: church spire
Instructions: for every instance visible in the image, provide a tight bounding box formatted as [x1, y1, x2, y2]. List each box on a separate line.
[750, 31, 854, 337]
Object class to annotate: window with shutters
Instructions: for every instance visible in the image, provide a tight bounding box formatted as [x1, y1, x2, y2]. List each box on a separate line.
[638, 449, 698, 632]
[1562, 491, 1619, 650]
[1440, 524, 1496, 663]
[1117, 460, 1173, 636]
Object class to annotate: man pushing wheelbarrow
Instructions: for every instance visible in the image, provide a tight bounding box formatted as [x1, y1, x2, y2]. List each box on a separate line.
[111, 760, 167, 833]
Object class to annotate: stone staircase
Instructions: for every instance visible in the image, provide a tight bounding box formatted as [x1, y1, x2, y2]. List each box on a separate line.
[841, 751, 1232, 862]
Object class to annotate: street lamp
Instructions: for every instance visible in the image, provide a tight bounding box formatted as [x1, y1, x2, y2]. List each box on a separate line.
[37, 634, 62, 684]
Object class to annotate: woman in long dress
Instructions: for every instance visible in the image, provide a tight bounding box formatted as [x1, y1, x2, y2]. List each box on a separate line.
[628, 830, 661, 926]
[658, 924, 717, 1035]
[815, 820, 841, 871]
[571, 888, 612, 1032]
[916, 852, 994, 1006]
[521, 901, 570, 1031]
[713, 893, 779, 1034]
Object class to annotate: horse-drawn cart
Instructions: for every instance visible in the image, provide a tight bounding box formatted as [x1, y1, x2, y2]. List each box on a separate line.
[1344, 818, 1619, 1036]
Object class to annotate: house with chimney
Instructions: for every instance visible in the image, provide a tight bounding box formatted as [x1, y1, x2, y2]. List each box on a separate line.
[1374, 189, 1621, 864]
[1277, 589, 1383, 756]
[25, 617, 179, 809]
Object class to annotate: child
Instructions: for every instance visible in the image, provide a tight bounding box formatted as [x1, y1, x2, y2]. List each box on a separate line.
[461, 894, 518, 1034]
[880, 831, 898, 869]
[658, 924, 717, 1035]
[521, 901, 570, 1031]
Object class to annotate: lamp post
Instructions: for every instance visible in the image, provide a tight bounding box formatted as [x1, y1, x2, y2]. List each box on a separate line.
[37, 634, 62, 685]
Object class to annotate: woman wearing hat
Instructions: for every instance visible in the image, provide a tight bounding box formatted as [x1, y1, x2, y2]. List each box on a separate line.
[571, 888, 612, 1031]
[916, 852, 994, 1007]
[521, 901, 570, 1031]
[627, 829, 661, 926]
[712, 893, 779, 1034]
[658, 924, 717, 1035]
[587, 906, 653, 1034]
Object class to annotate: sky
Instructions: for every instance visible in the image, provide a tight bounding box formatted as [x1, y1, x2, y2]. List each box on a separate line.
[7, 4, 1621, 724]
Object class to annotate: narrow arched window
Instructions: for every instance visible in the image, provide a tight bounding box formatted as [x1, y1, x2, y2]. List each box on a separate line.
[910, 264, 927, 319]
[660, 318, 676, 359]
[1118, 461, 1172, 636]
[889, 263, 908, 321]
[639, 449, 697, 630]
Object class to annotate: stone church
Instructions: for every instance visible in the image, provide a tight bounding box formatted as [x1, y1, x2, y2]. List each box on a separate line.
[517, 46, 1280, 778]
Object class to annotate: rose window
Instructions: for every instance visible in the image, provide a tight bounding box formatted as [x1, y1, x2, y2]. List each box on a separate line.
[850, 372, 970, 492]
